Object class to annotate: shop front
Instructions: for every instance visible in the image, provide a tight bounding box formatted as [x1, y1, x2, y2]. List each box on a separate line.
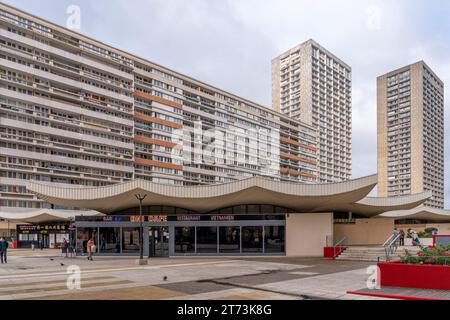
[16, 223, 73, 249]
[74, 210, 286, 257]
[26, 175, 436, 257]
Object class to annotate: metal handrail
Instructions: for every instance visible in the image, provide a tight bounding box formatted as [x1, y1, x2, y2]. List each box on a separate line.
[334, 236, 347, 247]
[333, 236, 347, 258]
[382, 234, 395, 247]
[384, 233, 401, 261]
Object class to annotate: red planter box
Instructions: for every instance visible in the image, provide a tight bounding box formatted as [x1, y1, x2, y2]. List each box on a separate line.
[378, 261, 450, 290]
[323, 247, 347, 259]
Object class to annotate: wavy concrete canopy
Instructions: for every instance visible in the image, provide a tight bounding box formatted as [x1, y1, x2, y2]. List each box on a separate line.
[0, 208, 103, 223]
[329, 191, 433, 218]
[381, 207, 450, 222]
[26, 175, 430, 216]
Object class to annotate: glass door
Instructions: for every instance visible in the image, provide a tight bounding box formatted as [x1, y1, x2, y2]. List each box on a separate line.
[149, 226, 169, 257]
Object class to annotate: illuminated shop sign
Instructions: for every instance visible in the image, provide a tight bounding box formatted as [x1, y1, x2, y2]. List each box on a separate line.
[149, 215, 168, 222]
[176, 215, 201, 221]
[17, 224, 68, 234]
[75, 214, 285, 222]
[130, 216, 145, 223]
[210, 215, 235, 221]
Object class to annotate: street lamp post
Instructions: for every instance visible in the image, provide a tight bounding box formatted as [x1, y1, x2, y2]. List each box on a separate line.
[135, 194, 148, 265]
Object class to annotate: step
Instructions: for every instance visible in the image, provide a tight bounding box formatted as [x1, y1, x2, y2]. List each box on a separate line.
[334, 245, 420, 262]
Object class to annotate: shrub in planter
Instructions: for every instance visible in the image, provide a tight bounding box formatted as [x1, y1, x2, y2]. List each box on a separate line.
[400, 244, 450, 266]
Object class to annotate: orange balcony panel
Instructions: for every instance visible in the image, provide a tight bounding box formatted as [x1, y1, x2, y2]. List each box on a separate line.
[280, 152, 317, 165]
[135, 157, 182, 171]
[280, 167, 317, 179]
[280, 137, 317, 152]
[134, 135, 178, 148]
[133, 91, 183, 110]
[134, 112, 183, 129]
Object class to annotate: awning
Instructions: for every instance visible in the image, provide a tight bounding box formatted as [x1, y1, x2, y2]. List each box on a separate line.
[381, 207, 450, 222]
[25, 175, 431, 216]
[0, 208, 104, 224]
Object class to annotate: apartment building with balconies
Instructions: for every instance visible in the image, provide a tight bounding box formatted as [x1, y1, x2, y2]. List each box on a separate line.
[0, 3, 318, 210]
[272, 39, 352, 183]
[377, 61, 444, 209]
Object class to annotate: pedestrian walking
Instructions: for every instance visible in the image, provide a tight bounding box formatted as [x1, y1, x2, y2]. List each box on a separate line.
[63, 238, 69, 258]
[31, 239, 36, 251]
[399, 229, 405, 246]
[0, 238, 8, 264]
[40, 237, 45, 250]
[87, 238, 95, 261]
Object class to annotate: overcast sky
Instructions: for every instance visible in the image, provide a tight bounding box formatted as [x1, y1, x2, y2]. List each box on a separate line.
[5, 0, 450, 206]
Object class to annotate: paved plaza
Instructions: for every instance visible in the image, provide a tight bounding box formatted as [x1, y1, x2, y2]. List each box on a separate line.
[0, 249, 396, 300]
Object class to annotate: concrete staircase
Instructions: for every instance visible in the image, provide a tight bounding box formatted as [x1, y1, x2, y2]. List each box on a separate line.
[336, 246, 421, 262]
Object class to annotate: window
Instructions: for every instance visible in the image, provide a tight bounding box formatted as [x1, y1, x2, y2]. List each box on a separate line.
[242, 226, 263, 253]
[196, 227, 217, 253]
[219, 227, 240, 253]
[175, 227, 195, 253]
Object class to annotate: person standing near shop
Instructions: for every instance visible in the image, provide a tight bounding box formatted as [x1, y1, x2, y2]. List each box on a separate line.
[63, 238, 69, 258]
[87, 238, 95, 261]
[31, 239, 36, 251]
[40, 237, 45, 250]
[0, 238, 8, 264]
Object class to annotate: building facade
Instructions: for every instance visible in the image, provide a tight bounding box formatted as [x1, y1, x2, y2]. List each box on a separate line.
[25, 175, 433, 256]
[272, 39, 352, 183]
[377, 61, 444, 209]
[0, 4, 318, 211]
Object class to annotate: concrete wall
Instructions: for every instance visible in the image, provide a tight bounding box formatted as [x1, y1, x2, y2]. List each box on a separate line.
[334, 218, 395, 245]
[286, 212, 333, 257]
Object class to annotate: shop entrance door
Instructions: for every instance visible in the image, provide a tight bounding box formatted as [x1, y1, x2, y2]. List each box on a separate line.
[39, 234, 49, 248]
[148, 226, 169, 257]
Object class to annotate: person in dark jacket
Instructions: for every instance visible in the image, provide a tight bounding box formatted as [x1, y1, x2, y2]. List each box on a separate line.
[0, 238, 8, 264]
[63, 238, 69, 258]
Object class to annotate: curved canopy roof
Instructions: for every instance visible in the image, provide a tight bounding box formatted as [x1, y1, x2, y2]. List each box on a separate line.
[0, 208, 103, 223]
[26, 175, 431, 216]
[381, 207, 450, 222]
[330, 191, 433, 218]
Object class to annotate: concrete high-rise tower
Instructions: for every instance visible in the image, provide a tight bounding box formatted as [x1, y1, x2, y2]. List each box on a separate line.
[272, 39, 352, 183]
[377, 61, 444, 208]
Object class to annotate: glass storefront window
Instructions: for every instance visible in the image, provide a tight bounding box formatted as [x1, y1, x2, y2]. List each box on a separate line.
[122, 227, 140, 253]
[242, 226, 263, 253]
[99, 228, 121, 253]
[55, 233, 70, 248]
[196, 227, 217, 253]
[19, 234, 29, 241]
[264, 226, 285, 253]
[76, 227, 97, 254]
[175, 227, 195, 253]
[29, 234, 38, 241]
[219, 227, 240, 253]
